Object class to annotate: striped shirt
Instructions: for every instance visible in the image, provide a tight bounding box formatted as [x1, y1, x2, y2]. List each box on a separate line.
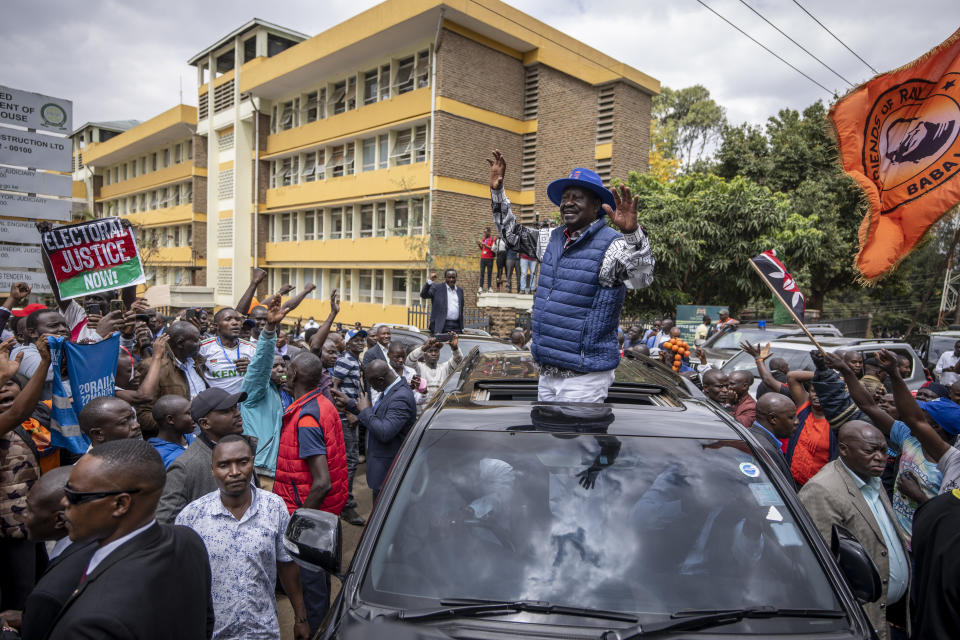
[332, 351, 362, 399]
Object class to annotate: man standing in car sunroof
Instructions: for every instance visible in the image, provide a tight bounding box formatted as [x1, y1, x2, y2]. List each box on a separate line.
[487, 150, 655, 402]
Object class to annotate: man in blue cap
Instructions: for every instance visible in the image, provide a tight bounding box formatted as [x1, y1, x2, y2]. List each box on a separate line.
[487, 150, 655, 402]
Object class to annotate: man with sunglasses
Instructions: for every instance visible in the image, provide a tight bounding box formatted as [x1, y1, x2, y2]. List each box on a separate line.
[47, 439, 212, 639]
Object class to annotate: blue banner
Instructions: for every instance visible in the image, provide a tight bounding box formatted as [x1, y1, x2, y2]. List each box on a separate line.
[46, 333, 120, 454]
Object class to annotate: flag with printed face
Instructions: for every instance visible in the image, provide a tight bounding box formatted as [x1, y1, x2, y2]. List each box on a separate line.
[751, 250, 804, 321]
[830, 27, 960, 282]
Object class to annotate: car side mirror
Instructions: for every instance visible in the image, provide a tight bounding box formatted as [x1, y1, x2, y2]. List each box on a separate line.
[284, 508, 342, 576]
[831, 524, 882, 604]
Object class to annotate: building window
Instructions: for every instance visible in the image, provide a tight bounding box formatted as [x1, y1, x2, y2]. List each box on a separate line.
[330, 207, 343, 239]
[379, 64, 391, 101]
[392, 130, 412, 165]
[392, 271, 408, 305]
[375, 202, 387, 237]
[411, 198, 425, 235]
[215, 49, 234, 76]
[331, 81, 346, 115]
[339, 269, 352, 300]
[343, 208, 353, 239]
[328, 145, 345, 177]
[267, 34, 297, 57]
[393, 200, 408, 236]
[416, 50, 430, 89]
[363, 70, 378, 106]
[280, 213, 293, 242]
[174, 143, 182, 163]
[122, 164, 128, 181]
[184, 182, 193, 204]
[304, 91, 320, 123]
[360, 204, 374, 238]
[304, 211, 315, 241]
[187, 139, 193, 160]
[302, 152, 317, 182]
[243, 36, 257, 63]
[414, 125, 427, 162]
[140, 157, 147, 174]
[361, 137, 376, 172]
[395, 56, 414, 94]
[378, 135, 388, 170]
[280, 157, 298, 186]
[373, 270, 384, 304]
[344, 143, 355, 175]
[278, 100, 297, 131]
[359, 270, 373, 303]
[152, 153, 157, 171]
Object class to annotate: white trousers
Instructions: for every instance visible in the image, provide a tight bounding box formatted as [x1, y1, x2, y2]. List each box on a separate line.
[537, 369, 616, 402]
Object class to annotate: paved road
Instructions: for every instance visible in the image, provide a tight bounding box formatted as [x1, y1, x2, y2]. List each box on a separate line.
[278, 463, 373, 639]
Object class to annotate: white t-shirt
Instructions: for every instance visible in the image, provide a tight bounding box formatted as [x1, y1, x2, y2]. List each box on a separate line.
[198, 336, 256, 394]
[938, 445, 960, 494]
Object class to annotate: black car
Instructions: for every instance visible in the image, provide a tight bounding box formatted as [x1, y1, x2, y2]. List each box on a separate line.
[286, 350, 880, 639]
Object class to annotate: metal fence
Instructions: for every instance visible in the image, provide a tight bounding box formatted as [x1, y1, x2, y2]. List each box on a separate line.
[407, 303, 491, 332]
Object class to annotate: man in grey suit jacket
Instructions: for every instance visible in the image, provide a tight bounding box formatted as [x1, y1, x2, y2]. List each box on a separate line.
[334, 360, 417, 502]
[799, 420, 910, 640]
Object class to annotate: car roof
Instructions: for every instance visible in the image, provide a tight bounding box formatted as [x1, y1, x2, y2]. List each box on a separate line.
[424, 350, 736, 440]
[770, 337, 915, 350]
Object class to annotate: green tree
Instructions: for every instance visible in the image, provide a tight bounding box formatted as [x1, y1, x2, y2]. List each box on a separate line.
[623, 171, 790, 316]
[652, 85, 726, 171]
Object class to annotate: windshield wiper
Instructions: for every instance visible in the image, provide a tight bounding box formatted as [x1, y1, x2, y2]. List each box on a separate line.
[602, 606, 845, 639]
[396, 598, 638, 623]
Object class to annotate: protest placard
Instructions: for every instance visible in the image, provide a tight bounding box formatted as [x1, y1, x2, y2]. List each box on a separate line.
[40, 217, 145, 299]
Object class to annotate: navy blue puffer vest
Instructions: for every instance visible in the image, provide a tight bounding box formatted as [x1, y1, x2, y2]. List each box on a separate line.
[531, 220, 625, 373]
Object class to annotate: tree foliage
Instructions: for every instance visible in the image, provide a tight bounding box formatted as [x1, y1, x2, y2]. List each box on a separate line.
[652, 85, 726, 171]
[623, 171, 790, 316]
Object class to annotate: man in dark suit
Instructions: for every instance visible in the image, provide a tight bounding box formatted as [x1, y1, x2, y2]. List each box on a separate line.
[0, 467, 95, 640]
[747, 392, 799, 490]
[362, 326, 391, 368]
[47, 439, 213, 640]
[420, 269, 464, 335]
[334, 359, 417, 502]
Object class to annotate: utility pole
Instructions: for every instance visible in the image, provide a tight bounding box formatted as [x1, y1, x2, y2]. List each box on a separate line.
[936, 214, 960, 328]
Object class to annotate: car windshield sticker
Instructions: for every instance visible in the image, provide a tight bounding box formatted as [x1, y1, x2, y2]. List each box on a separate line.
[765, 505, 784, 522]
[769, 522, 804, 547]
[748, 483, 784, 506]
[739, 462, 760, 478]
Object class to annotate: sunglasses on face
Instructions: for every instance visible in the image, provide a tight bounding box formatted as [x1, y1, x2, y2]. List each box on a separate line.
[63, 484, 142, 505]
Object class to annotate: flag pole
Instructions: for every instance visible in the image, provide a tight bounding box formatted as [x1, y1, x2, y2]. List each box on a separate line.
[748, 259, 826, 355]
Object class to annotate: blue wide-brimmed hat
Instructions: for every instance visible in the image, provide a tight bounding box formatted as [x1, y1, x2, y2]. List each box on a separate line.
[547, 167, 616, 215]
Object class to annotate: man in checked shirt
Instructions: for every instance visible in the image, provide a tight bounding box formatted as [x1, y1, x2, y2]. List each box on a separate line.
[487, 150, 655, 402]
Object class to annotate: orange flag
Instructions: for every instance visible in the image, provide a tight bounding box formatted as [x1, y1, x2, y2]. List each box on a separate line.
[830, 27, 960, 283]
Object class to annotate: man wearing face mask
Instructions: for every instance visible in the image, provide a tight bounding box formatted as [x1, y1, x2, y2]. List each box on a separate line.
[487, 150, 655, 402]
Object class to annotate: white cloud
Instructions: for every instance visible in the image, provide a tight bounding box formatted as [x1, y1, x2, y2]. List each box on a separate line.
[1, 0, 957, 128]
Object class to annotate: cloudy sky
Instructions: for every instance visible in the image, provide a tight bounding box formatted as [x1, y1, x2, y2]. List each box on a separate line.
[3, 0, 958, 131]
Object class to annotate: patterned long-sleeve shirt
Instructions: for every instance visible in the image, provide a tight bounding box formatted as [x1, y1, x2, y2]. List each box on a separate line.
[491, 187, 655, 289]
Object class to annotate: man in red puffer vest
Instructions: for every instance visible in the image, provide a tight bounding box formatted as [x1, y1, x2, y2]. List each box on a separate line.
[273, 351, 346, 631]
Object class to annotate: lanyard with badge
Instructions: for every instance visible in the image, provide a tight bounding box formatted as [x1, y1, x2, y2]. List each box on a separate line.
[216, 336, 241, 366]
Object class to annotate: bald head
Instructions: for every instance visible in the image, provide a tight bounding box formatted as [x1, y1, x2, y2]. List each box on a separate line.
[755, 393, 798, 439]
[727, 370, 753, 401]
[768, 357, 789, 375]
[364, 358, 397, 392]
[837, 420, 888, 480]
[86, 438, 166, 493]
[79, 396, 140, 445]
[288, 351, 325, 396]
[24, 466, 73, 541]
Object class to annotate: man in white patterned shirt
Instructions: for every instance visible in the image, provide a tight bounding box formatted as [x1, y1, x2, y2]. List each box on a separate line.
[487, 150, 655, 402]
[176, 435, 311, 640]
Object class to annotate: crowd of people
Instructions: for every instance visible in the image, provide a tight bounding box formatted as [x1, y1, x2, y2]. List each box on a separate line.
[0, 151, 957, 640]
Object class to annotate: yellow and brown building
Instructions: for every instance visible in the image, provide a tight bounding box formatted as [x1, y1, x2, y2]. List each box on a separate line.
[76, 0, 657, 324]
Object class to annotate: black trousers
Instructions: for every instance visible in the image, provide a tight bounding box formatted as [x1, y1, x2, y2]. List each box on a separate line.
[479, 258, 493, 289]
[505, 257, 520, 292]
[441, 319, 461, 333]
[0, 537, 47, 610]
[495, 253, 507, 286]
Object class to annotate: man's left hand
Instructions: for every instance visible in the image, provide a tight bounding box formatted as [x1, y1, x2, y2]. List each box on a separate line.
[293, 621, 310, 640]
[603, 183, 640, 234]
[356, 392, 371, 412]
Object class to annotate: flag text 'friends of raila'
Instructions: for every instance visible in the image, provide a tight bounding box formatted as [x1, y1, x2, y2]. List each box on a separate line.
[830, 27, 960, 282]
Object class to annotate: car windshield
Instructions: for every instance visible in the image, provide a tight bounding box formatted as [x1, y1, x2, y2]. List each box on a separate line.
[708, 329, 797, 350]
[722, 348, 815, 376]
[361, 428, 844, 632]
[930, 336, 959, 367]
[439, 339, 518, 363]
